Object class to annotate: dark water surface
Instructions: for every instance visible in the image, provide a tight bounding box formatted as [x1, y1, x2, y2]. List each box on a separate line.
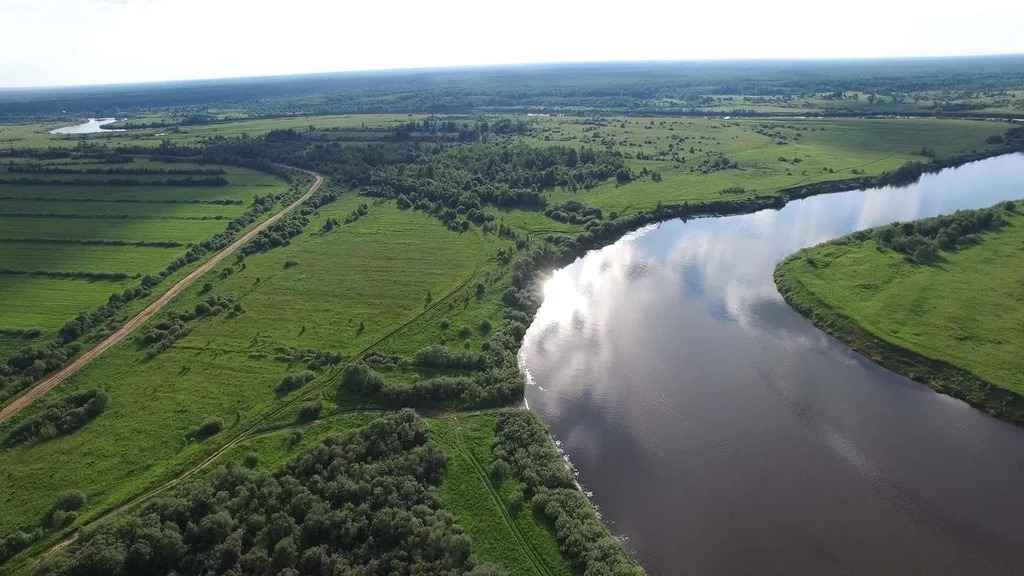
[520, 153, 1024, 575]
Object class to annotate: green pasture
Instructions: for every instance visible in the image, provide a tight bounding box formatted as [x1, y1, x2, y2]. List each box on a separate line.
[775, 208, 1024, 395]
[0, 189, 512, 546]
[0, 243, 183, 275]
[0, 276, 137, 333]
[0, 216, 225, 243]
[532, 117, 1007, 214]
[0, 199, 239, 219]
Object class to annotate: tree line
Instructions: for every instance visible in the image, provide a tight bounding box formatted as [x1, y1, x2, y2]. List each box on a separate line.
[869, 201, 1017, 263]
[5, 166, 225, 176]
[493, 411, 643, 576]
[0, 176, 229, 187]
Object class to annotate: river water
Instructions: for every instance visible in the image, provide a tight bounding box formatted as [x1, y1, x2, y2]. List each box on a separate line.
[48, 118, 123, 134]
[520, 153, 1024, 575]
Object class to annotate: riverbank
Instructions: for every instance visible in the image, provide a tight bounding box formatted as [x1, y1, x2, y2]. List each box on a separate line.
[774, 204, 1024, 426]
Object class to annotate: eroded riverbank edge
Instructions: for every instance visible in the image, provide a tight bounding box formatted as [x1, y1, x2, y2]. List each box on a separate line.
[773, 241, 1024, 427]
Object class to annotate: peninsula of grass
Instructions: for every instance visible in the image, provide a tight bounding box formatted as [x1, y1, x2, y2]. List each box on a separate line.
[775, 200, 1024, 424]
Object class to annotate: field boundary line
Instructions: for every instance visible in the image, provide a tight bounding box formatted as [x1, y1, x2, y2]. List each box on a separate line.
[0, 170, 323, 424]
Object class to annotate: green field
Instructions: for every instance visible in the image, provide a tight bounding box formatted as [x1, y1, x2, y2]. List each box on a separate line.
[533, 117, 1007, 215]
[0, 190, 514, 545]
[0, 243, 183, 275]
[0, 199, 240, 219]
[775, 204, 1024, 411]
[0, 215, 226, 243]
[0, 277, 138, 332]
[0, 159, 289, 348]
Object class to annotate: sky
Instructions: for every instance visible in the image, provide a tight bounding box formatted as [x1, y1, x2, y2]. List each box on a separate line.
[1, 0, 1023, 88]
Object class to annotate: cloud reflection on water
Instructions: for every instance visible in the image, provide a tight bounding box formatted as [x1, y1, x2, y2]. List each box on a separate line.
[520, 153, 1024, 575]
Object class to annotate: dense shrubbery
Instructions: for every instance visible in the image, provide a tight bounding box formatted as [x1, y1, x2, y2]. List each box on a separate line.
[296, 401, 322, 422]
[493, 411, 642, 575]
[138, 295, 242, 358]
[868, 201, 1016, 263]
[544, 200, 602, 224]
[5, 389, 109, 447]
[194, 418, 224, 439]
[276, 370, 315, 395]
[366, 141, 625, 231]
[412, 346, 487, 371]
[698, 155, 738, 173]
[242, 212, 309, 255]
[340, 361, 523, 408]
[37, 410, 495, 576]
[344, 203, 368, 224]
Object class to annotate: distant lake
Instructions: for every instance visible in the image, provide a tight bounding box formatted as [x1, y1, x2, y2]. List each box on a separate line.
[521, 153, 1024, 575]
[49, 118, 123, 134]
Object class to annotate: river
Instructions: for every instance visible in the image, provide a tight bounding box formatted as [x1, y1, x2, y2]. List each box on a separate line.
[48, 118, 123, 134]
[520, 153, 1024, 575]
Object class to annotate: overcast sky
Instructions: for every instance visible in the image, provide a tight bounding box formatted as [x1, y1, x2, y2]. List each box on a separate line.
[2, 0, 1023, 88]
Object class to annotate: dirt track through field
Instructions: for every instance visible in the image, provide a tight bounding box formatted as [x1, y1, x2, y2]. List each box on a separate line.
[0, 171, 323, 424]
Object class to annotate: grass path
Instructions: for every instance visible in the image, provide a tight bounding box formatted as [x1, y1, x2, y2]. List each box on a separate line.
[0, 171, 323, 424]
[446, 414, 555, 576]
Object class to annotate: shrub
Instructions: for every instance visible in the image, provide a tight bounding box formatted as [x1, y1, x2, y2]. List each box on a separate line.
[490, 459, 511, 484]
[276, 371, 315, 395]
[243, 452, 259, 469]
[50, 509, 77, 529]
[341, 362, 384, 395]
[297, 402, 322, 422]
[5, 389, 108, 446]
[196, 419, 223, 439]
[55, 489, 86, 512]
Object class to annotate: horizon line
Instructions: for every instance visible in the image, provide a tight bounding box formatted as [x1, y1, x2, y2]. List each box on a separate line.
[4, 53, 1024, 92]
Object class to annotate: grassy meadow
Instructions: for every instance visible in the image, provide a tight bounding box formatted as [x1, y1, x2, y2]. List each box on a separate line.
[532, 117, 1007, 215]
[0, 160, 288, 344]
[0, 187, 516, 554]
[775, 205, 1024, 399]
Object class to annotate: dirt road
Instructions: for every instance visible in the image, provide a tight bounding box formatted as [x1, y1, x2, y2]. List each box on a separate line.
[0, 171, 323, 424]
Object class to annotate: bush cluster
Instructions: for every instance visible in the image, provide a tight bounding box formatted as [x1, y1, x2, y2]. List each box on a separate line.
[871, 201, 1015, 263]
[276, 370, 315, 396]
[544, 200, 602, 224]
[5, 389, 109, 447]
[38, 410, 497, 576]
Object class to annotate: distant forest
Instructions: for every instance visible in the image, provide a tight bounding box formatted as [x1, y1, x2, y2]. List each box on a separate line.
[3, 56, 1024, 120]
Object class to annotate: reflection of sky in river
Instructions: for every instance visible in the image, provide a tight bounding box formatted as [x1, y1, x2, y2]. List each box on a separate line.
[532, 153, 1024, 340]
[521, 153, 1024, 575]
